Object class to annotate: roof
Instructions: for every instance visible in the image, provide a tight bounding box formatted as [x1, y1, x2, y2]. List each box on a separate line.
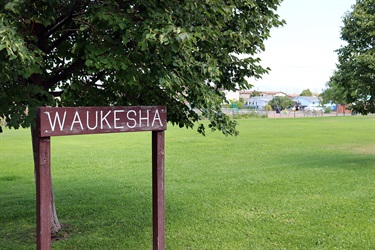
[293, 96, 320, 101]
[239, 90, 287, 96]
[262, 91, 287, 96]
[287, 93, 300, 98]
[247, 96, 273, 102]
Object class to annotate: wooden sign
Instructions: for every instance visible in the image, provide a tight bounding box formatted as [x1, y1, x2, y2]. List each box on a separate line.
[34, 106, 166, 250]
[37, 106, 167, 137]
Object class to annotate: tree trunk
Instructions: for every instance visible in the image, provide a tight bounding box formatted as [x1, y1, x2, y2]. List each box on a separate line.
[31, 127, 62, 234]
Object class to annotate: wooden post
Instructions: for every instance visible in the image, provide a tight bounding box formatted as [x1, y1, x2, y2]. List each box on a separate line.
[35, 106, 167, 249]
[152, 131, 165, 250]
[35, 136, 52, 250]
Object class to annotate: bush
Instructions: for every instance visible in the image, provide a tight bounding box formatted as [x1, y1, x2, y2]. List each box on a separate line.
[263, 105, 272, 111]
[232, 112, 268, 119]
[324, 107, 332, 113]
[268, 96, 294, 110]
[237, 101, 244, 109]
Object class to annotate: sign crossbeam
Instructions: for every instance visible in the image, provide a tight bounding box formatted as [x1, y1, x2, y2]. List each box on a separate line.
[35, 106, 167, 250]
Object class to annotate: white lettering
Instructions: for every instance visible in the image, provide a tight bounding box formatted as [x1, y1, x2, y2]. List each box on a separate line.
[87, 111, 98, 130]
[114, 110, 125, 129]
[152, 109, 163, 127]
[70, 111, 84, 130]
[45, 111, 66, 132]
[100, 111, 112, 129]
[126, 110, 137, 128]
[139, 109, 150, 127]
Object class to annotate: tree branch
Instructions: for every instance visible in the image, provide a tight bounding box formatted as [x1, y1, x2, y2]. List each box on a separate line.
[49, 90, 64, 97]
[45, 30, 77, 54]
[92, 70, 106, 85]
[46, 59, 85, 89]
[45, 2, 80, 37]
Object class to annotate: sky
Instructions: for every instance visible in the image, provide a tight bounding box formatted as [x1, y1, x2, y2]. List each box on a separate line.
[249, 0, 357, 94]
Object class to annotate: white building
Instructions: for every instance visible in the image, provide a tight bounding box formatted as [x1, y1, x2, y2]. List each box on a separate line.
[223, 90, 240, 101]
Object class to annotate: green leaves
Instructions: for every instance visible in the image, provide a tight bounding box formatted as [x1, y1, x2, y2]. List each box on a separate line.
[0, 18, 25, 60]
[333, 0, 375, 114]
[268, 97, 294, 111]
[1, 0, 284, 135]
[300, 89, 313, 97]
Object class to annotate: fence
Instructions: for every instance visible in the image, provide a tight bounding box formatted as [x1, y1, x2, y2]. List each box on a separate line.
[222, 108, 360, 118]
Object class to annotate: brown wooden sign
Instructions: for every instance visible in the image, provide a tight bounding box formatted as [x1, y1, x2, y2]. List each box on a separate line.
[34, 106, 166, 250]
[37, 106, 167, 137]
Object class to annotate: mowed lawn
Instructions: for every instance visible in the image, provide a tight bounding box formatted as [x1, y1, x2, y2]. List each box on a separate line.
[1, 116, 374, 249]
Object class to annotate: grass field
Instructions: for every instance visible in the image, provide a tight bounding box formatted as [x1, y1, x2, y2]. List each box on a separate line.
[1, 116, 374, 249]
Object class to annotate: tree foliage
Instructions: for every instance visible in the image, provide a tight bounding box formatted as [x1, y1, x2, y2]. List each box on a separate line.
[320, 73, 347, 106]
[300, 89, 312, 96]
[268, 96, 294, 110]
[250, 90, 262, 97]
[0, 0, 285, 135]
[333, 0, 375, 114]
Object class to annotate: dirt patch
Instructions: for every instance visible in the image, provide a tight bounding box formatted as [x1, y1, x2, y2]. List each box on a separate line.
[351, 146, 375, 155]
[326, 144, 375, 156]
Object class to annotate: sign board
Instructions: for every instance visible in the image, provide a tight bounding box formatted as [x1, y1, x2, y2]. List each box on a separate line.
[34, 106, 166, 250]
[38, 106, 167, 136]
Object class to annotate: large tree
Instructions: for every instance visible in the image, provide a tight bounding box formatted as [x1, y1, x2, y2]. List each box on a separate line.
[268, 96, 294, 111]
[0, 0, 284, 233]
[333, 0, 375, 114]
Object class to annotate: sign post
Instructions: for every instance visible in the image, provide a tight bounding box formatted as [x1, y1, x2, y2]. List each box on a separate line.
[35, 106, 167, 250]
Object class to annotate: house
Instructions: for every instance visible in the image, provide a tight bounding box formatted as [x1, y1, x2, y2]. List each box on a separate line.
[223, 90, 240, 101]
[260, 91, 287, 97]
[238, 90, 253, 99]
[292, 96, 321, 110]
[239, 90, 287, 99]
[239, 91, 288, 109]
[245, 96, 273, 110]
[287, 93, 300, 99]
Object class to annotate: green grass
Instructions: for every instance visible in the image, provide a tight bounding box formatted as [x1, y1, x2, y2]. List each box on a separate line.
[1, 116, 374, 249]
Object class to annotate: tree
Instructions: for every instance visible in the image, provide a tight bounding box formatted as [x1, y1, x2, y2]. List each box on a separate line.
[300, 89, 312, 96]
[333, 0, 375, 114]
[268, 96, 294, 111]
[250, 90, 263, 97]
[0, 1, 284, 233]
[320, 73, 348, 116]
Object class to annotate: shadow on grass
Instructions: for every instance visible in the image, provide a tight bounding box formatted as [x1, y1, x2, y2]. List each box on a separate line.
[280, 150, 375, 171]
[0, 192, 36, 250]
[51, 177, 155, 249]
[0, 176, 25, 182]
[1, 176, 157, 249]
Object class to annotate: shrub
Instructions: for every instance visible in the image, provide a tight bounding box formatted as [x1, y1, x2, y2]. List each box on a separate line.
[324, 107, 332, 113]
[263, 105, 272, 111]
[232, 112, 268, 119]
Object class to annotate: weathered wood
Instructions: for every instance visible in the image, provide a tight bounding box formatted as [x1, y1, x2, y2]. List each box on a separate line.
[152, 131, 166, 250]
[38, 106, 167, 137]
[34, 106, 167, 249]
[35, 136, 52, 250]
